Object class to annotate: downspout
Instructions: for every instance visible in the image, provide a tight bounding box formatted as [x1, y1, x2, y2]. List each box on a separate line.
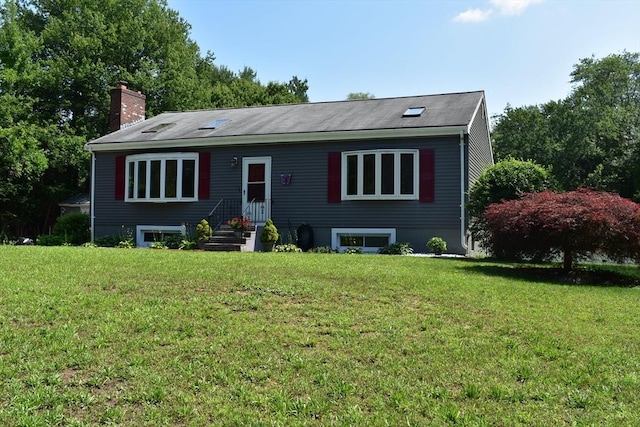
[460, 130, 468, 253]
[90, 150, 96, 242]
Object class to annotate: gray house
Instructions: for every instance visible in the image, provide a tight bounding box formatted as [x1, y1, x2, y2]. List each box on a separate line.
[85, 84, 493, 253]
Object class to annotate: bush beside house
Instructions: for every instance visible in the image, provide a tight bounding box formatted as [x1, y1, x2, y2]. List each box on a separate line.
[260, 219, 279, 252]
[37, 213, 90, 246]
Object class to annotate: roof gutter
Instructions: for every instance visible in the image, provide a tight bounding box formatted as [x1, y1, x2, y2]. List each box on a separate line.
[90, 151, 96, 242]
[84, 126, 469, 152]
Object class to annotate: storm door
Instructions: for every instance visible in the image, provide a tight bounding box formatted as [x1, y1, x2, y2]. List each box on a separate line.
[242, 157, 271, 225]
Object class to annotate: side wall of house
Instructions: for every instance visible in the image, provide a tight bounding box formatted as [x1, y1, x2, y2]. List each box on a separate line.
[467, 99, 494, 185]
[466, 98, 494, 253]
[93, 135, 466, 253]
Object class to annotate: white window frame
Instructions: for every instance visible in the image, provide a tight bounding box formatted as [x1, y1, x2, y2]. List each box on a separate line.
[136, 225, 186, 248]
[331, 228, 396, 253]
[125, 153, 199, 202]
[341, 149, 419, 200]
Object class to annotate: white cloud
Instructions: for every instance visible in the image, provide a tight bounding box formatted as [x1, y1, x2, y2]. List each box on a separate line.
[490, 0, 544, 16]
[454, 0, 543, 23]
[453, 8, 493, 23]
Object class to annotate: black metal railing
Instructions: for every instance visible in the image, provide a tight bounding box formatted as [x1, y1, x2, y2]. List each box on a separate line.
[208, 198, 271, 230]
[208, 199, 243, 231]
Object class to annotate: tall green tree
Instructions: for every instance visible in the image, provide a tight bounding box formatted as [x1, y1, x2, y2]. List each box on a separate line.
[492, 52, 640, 200]
[210, 67, 308, 107]
[0, 0, 309, 236]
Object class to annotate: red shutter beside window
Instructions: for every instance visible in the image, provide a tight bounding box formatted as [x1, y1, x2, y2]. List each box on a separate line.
[115, 156, 125, 200]
[419, 149, 435, 203]
[198, 151, 211, 200]
[327, 152, 341, 203]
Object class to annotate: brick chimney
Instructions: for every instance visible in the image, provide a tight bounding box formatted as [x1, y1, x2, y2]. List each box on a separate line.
[109, 81, 146, 133]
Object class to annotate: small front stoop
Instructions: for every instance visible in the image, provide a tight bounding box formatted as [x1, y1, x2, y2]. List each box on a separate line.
[203, 225, 256, 252]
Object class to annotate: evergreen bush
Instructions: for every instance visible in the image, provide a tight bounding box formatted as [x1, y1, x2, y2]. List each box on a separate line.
[51, 213, 90, 245]
[260, 219, 279, 243]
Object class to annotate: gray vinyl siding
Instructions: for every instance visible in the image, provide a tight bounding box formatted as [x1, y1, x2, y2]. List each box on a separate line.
[93, 135, 466, 252]
[467, 99, 493, 185]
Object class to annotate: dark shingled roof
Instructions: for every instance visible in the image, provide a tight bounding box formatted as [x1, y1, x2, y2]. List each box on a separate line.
[86, 91, 485, 147]
[58, 193, 90, 206]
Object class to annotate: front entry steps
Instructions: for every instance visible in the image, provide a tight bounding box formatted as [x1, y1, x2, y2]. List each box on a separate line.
[202, 225, 256, 252]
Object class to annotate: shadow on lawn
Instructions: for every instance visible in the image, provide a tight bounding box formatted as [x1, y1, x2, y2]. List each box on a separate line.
[459, 260, 640, 288]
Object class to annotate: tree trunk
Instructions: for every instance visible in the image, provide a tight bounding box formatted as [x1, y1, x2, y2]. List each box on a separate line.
[563, 249, 573, 272]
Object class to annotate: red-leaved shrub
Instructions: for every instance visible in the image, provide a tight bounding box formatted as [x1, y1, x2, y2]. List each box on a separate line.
[479, 189, 640, 271]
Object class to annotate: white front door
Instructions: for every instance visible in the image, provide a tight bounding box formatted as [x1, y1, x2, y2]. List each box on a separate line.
[242, 157, 271, 225]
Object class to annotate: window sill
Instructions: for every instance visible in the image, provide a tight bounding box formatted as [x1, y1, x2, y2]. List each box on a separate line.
[341, 195, 418, 201]
[125, 198, 198, 203]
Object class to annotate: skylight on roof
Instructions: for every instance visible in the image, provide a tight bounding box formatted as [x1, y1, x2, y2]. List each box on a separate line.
[403, 107, 425, 117]
[200, 119, 229, 129]
[141, 123, 175, 133]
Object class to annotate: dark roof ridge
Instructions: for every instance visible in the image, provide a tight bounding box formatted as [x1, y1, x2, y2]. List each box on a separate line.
[160, 90, 486, 114]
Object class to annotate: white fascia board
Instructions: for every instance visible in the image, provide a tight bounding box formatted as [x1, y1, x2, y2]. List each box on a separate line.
[468, 93, 485, 134]
[84, 126, 468, 152]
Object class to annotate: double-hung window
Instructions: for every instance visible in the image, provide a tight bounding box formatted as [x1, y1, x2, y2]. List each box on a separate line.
[125, 153, 199, 202]
[342, 150, 418, 200]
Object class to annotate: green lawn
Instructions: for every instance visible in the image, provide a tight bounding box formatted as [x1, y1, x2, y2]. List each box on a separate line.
[1, 246, 638, 426]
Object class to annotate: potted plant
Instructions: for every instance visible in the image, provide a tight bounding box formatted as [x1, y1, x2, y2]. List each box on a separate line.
[227, 216, 251, 237]
[260, 219, 279, 252]
[427, 236, 447, 255]
[196, 219, 212, 249]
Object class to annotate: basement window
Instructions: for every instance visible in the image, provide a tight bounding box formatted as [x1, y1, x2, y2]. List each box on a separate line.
[331, 228, 396, 253]
[136, 225, 186, 248]
[200, 119, 229, 129]
[402, 107, 425, 117]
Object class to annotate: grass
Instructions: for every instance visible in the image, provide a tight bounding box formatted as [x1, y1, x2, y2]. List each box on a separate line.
[0, 246, 639, 426]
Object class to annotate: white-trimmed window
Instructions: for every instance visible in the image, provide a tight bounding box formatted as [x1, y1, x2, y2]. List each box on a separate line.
[136, 225, 186, 248]
[342, 150, 418, 200]
[126, 153, 199, 202]
[331, 228, 396, 253]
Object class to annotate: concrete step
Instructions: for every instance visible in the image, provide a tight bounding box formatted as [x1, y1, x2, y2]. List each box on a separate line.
[203, 242, 242, 252]
[210, 235, 247, 244]
[201, 228, 257, 252]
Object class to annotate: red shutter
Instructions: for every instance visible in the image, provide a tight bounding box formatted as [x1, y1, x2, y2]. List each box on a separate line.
[419, 149, 435, 203]
[198, 151, 211, 200]
[115, 156, 125, 200]
[327, 152, 341, 203]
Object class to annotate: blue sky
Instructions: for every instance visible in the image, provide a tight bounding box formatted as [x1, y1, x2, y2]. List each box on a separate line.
[166, 0, 640, 118]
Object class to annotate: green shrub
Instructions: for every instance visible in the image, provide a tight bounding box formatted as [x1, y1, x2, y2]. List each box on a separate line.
[52, 213, 90, 245]
[94, 234, 122, 247]
[149, 241, 168, 249]
[162, 233, 184, 249]
[1, 233, 16, 245]
[260, 218, 279, 243]
[344, 247, 363, 254]
[427, 237, 447, 254]
[274, 243, 302, 253]
[467, 159, 558, 220]
[196, 219, 212, 241]
[179, 239, 198, 250]
[378, 242, 414, 255]
[36, 234, 66, 246]
[116, 239, 134, 249]
[310, 246, 335, 253]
